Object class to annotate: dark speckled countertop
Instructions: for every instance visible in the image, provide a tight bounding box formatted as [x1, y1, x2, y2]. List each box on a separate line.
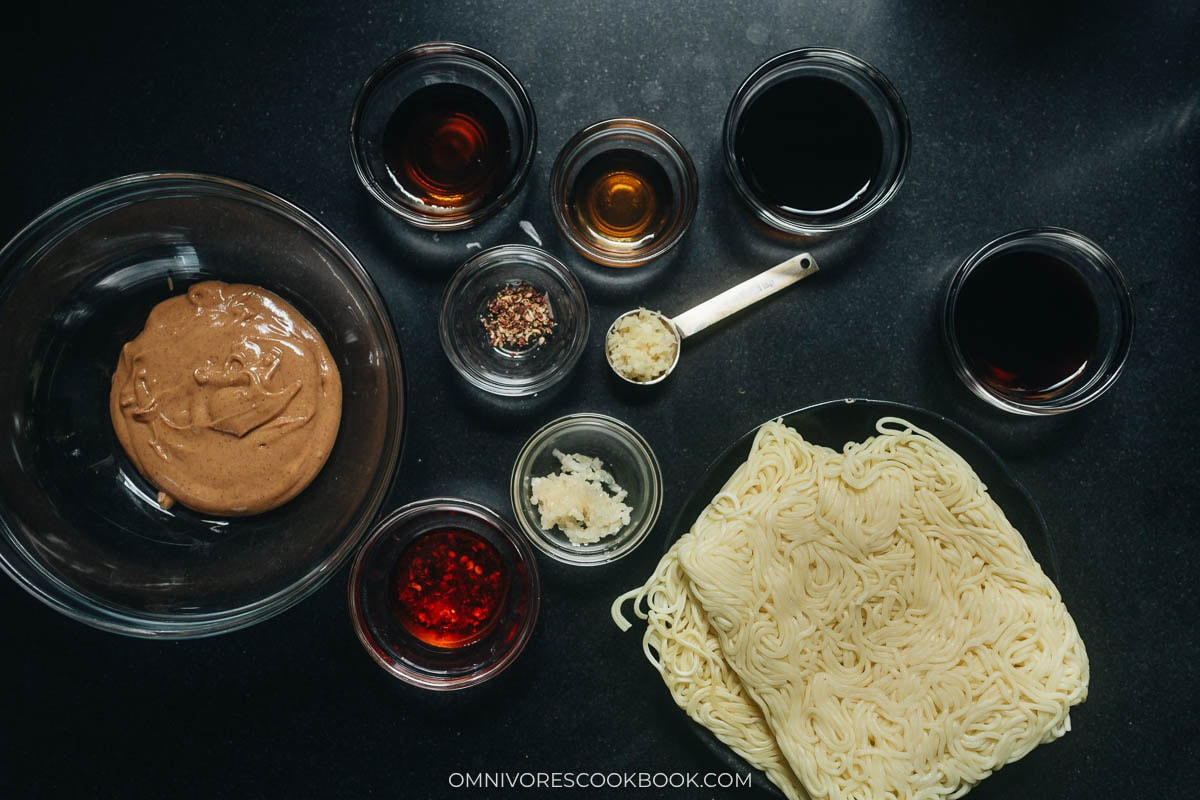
[2, 2, 1198, 799]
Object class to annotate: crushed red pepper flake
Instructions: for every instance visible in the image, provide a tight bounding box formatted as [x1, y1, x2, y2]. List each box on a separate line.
[480, 282, 556, 349]
[393, 529, 508, 648]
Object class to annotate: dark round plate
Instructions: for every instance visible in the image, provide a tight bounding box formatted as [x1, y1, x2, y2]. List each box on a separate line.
[663, 398, 1056, 798]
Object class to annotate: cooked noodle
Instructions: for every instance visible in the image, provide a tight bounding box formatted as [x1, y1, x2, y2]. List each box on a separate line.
[614, 543, 809, 799]
[613, 417, 1088, 800]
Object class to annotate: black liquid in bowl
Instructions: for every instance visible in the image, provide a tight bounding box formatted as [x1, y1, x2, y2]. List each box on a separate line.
[0, 173, 406, 637]
[734, 75, 883, 218]
[723, 48, 910, 236]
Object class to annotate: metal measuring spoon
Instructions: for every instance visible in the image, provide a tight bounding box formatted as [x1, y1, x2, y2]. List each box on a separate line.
[605, 251, 819, 385]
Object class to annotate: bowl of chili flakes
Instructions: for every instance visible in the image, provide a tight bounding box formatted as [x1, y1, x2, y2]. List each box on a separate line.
[439, 244, 589, 397]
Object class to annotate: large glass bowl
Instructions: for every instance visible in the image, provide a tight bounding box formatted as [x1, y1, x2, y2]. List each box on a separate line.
[0, 172, 406, 638]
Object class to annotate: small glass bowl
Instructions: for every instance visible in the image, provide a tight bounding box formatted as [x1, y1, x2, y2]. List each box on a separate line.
[510, 413, 663, 566]
[440, 244, 589, 396]
[941, 227, 1134, 415]
[723, 47, 910, 236]
[349, 41, 537, 230]
[348, 498, 541, 691]
[550, 118, 698, 268]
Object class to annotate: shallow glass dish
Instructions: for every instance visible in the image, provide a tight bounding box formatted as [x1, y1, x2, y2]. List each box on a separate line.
[723, 47, 910, 236]
[942, 227, 1134, 415]
[0, 172, 406, 638]
[348, 498, 541, 691]
[510, 413, 662, 566]
[350, 41, 537, 230]
[550, 117, 698, 268]
[440, 244, 589, 396]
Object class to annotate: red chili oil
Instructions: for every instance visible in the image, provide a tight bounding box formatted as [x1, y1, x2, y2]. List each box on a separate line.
[392, 528, 509, 648]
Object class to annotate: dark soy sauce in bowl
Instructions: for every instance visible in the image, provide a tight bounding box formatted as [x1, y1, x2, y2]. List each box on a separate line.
[953, 250, 1100, 401]
[733, 74, 884, 219]
[723, 48, 910, 236]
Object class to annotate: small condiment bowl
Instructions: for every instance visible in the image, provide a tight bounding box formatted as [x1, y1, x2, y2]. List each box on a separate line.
[440, 244, 589, 396]
[349, 41, 537, 230]
[348, 498, 541, 691]
[549, 117, 698, 268]
[510, 413, 663, 566]
[941, 227, 1134, 415]
[724, 47, 910, 236]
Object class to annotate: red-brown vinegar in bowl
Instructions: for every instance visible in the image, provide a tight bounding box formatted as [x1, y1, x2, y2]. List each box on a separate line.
[952, 250, 1100, 400]
[382, 83, 512, 213]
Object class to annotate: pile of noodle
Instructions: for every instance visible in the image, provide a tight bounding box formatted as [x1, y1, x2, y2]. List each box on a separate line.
[613, 417, 1088, 800]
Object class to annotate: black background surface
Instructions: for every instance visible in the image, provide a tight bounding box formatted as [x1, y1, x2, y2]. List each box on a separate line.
[2, 2, 1197, 799]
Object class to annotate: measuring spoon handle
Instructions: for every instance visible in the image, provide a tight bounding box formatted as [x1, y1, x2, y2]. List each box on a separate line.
[670, 252, 819, 339]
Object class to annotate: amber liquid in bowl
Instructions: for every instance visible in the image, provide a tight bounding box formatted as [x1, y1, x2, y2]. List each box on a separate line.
[382, 83, 512, 212]
[569, 148, 674, 252]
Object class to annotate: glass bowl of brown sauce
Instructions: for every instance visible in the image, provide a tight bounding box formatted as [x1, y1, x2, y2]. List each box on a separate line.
[350, 41, 537, 230]
[942, 227, 1134, 414]
[348, 498, 541, 691]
